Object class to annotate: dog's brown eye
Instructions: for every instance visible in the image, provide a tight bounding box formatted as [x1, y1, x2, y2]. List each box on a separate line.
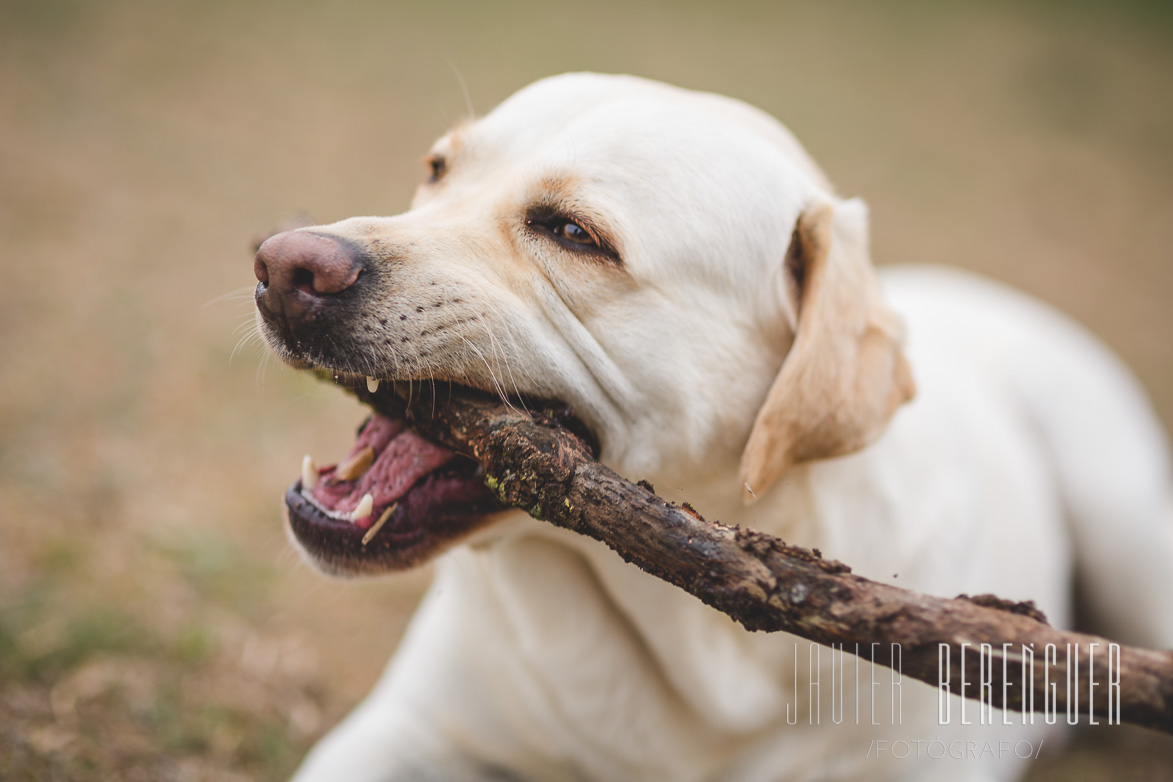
[555, 220, 595, 246]
[525, 211, 618, 262]
[425, 154, 447, 183]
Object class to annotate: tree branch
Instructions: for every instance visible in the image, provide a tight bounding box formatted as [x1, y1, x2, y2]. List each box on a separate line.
[349, 380, 1173, 734]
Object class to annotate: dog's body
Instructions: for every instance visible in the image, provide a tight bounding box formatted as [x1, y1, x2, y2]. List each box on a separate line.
[254, 74, 1173, 781]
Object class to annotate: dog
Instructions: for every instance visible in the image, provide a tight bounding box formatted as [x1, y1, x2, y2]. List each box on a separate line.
[253, 73, 1173, 781]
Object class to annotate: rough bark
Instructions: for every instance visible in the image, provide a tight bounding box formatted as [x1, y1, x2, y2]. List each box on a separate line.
[350, 380, 1173, 734]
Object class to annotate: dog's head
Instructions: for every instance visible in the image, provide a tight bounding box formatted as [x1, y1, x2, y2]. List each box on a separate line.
[254, 73, 914, 576]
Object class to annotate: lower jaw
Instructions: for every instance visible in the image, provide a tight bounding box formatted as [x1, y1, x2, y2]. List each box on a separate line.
[284, 473, 504, 577]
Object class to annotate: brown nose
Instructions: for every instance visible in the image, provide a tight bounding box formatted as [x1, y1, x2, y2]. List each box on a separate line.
[254, 231, 365, 328]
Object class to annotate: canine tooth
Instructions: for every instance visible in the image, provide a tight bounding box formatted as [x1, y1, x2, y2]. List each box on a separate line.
[367, 376, 380, 393]
[353, 492, 374, 521]
[301, 454, 318, 490]
[362, 502, 398, 546]
[335, 446, 375, 481]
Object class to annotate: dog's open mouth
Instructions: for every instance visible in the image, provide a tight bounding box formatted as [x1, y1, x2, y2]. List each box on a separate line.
[284, 377, 506, 575]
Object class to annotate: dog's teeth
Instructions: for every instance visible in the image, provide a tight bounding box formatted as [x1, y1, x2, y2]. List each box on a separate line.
[335, 446, 375, 482]
[367, 376, 380, 393]
[353, 492, 374, 521]
[301, 454, 319, 490]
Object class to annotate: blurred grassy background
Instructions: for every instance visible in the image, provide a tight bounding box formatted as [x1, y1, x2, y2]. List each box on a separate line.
[1, 0, 1171, 779]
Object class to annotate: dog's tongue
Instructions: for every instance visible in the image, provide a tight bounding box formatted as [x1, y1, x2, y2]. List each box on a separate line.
[309, 414, 456, 528]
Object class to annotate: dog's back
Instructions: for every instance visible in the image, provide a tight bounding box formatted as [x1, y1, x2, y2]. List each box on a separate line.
[884, 265, 1173, 648]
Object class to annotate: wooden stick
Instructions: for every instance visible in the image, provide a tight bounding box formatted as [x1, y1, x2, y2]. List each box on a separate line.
[347, 379, 1173, 734]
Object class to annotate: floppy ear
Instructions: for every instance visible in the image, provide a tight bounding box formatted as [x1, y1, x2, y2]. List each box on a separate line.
[739, 198, 915, 502]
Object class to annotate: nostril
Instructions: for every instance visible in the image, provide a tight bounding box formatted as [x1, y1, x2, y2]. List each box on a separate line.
[291, 266, 315, 292]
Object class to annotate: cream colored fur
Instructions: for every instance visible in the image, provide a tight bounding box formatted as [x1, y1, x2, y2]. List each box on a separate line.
[287, 74, 1173, 782]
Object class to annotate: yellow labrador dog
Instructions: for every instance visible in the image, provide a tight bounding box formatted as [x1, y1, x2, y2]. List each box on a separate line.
[254, 74, 1173, 781]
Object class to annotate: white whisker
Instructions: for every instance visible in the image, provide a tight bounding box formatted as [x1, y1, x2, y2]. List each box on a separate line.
[445, 57, 477, 122]
[204, 285, 257, 308]
[231, 317, 266, 365]
[471, 302, 528, 415]
[457, 332, 518, 415]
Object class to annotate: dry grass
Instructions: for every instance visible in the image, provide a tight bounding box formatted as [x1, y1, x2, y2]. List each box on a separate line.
[1, 0, 1171, 779]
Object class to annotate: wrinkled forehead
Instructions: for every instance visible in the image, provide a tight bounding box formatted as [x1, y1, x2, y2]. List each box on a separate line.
[439, 74, 830, 214]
